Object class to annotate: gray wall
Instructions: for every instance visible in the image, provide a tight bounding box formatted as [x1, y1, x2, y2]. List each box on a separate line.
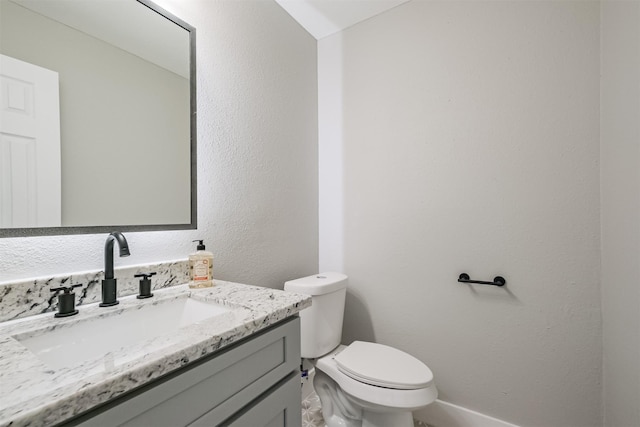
[0, 0, 319, 289]
[601, 1, 640, 426]
[319, 1, 602, 426]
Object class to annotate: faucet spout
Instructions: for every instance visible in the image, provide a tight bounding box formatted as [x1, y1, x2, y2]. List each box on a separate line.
[101, 232, 130, 307]
[104, 232, 130, 279]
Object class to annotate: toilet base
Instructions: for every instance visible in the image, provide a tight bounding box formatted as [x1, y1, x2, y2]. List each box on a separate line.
[314, 369, 416, 427]
[362, 411, 413, 427]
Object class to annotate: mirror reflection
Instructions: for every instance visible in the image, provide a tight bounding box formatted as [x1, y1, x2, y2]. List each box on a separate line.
[0, 0, 195, 235]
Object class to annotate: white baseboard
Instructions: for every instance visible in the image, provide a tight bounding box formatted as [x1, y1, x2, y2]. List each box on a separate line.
[414, 399, 520, 427]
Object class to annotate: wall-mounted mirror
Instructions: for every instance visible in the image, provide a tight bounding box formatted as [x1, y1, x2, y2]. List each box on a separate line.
[0, 0, 196, 237]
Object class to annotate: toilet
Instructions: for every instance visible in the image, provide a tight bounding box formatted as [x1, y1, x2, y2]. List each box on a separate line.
[285, 273, 437, 427]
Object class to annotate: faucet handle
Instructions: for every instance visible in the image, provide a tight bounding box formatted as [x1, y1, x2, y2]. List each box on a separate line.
[135, 272, 156, 299]
[51, 284, 83, 293]
[51, 284, 82, 317]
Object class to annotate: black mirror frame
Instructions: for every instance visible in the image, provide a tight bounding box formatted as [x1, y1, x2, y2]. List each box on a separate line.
[0, 0, 197, 238]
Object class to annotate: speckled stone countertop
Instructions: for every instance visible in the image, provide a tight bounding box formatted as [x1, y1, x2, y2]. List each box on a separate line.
[0, 280, 311, 427]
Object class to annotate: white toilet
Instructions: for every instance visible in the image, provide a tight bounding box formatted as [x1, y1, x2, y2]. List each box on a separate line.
[285, 273, 437, 427]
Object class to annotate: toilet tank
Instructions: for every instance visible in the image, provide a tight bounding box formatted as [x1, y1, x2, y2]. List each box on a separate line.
[284, 273, 347, 358]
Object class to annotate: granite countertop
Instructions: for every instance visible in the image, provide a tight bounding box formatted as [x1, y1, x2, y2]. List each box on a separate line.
[0, 280, 311, 427]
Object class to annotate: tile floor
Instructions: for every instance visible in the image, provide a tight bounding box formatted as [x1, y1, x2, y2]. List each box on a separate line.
[301, 391, 324, 427]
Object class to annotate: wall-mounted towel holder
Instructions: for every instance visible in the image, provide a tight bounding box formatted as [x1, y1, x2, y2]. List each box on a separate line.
[458, 273, 506, 287]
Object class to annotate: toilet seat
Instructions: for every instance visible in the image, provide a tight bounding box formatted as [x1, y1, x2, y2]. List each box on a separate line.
[334, 341, 434, 390]
[314, 344, 438, 411]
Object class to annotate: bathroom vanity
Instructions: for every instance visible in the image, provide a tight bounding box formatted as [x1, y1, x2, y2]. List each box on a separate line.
[0, 281, 310, 427]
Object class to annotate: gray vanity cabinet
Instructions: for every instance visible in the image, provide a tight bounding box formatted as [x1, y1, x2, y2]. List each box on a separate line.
[65, 317, 301, 427]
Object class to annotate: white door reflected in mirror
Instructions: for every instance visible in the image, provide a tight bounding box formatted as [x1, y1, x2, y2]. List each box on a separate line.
[0, 54, 61, 228]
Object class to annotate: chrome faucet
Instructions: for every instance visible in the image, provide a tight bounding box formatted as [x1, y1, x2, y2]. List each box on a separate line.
[100, 232, 130, 307]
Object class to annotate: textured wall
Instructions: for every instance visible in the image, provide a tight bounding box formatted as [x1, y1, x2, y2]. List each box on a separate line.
[0, 0, 318, 289]
[601, 1, 640, 426]
[319, 1, 602, 426]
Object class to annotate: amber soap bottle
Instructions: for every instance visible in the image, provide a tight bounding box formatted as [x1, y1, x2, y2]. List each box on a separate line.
[189, 240, 213, 288]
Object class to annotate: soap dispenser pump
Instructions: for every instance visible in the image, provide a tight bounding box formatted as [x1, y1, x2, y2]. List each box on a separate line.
[189, 239, 213, 288]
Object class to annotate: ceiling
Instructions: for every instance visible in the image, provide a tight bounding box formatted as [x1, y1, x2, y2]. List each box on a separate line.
[12, 0, 189, 77]
[274, 0, 411, 39]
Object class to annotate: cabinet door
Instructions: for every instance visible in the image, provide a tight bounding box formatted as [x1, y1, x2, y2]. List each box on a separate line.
[202, 372, 301, 427]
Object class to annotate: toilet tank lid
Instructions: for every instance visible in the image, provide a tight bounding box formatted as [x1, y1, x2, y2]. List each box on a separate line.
[284, 272, 347, 296]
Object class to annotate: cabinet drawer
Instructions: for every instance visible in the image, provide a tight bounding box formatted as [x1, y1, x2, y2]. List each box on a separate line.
[203, 371, 301, 427]
[69, 317, 300, 427]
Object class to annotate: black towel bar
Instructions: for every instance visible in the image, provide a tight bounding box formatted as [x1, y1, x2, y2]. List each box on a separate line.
[458, 273, 506, 287]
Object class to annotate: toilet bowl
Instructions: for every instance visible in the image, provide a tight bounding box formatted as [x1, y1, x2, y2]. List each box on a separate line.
[313, 343, 437, 427]
[284, 273, 437, 427]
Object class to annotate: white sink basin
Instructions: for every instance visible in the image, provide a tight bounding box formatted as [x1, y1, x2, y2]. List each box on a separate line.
[15, 296, 231, 372]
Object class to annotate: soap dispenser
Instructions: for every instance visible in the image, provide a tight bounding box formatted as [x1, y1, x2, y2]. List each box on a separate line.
[189, 240, 213, 288]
